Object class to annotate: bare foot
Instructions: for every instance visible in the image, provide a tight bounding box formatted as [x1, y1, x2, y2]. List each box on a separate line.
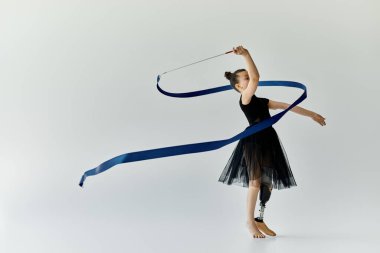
[246, 219, 266, 238]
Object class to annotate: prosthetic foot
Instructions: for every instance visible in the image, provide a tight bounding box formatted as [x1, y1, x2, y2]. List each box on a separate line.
[255, 183, 277, 236]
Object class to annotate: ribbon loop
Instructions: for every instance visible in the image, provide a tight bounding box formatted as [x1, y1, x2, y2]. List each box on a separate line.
[79, 51, 307, 187]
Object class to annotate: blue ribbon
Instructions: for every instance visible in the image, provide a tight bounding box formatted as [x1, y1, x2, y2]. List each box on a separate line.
[78, 74, 307, 187]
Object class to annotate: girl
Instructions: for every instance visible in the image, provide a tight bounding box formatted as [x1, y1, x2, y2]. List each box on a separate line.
[218, 46, 326, 239]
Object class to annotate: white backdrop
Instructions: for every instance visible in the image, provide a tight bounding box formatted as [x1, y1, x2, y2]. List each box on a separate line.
[1, 0, 379, 252]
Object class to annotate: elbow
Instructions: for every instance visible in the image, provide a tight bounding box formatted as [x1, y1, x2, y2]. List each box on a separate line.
[250, 77, 260, 83]
[282, 103, 290, 110]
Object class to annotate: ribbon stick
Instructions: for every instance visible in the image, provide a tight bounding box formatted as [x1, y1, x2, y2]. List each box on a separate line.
[78, 51, 307, 187]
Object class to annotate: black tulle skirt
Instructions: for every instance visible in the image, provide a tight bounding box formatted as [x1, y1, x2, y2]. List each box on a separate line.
[218, 124, 297, 190]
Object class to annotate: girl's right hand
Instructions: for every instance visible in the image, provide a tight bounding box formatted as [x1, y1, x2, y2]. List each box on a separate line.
[311, 112, 326, 126]
[233, 45, 249, 56]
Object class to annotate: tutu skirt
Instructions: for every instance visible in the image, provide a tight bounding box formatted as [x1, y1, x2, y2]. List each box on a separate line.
[218, 124, 297, 189]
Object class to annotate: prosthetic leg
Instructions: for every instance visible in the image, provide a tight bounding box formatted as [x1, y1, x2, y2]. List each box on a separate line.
[254, 183, 277, 236]
[255, 183, 271, 222]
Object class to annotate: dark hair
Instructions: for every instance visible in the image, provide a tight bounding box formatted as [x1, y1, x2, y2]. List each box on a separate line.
[224, 68, 246, 93]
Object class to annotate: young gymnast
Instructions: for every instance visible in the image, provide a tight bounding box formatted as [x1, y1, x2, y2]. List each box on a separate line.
[218, 45, 326, 239]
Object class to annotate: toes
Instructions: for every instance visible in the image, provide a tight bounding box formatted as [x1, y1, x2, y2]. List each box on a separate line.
[253, 233, 265, 238]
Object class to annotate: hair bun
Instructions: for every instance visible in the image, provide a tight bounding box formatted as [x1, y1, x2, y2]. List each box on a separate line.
[224, 71, 232, 80]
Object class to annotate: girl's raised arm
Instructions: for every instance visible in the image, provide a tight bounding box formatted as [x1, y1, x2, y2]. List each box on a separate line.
[233, 46, 260, 98]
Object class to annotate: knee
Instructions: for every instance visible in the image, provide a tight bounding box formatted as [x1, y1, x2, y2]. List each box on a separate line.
[259, 183, 273, 203]
[248, 179, 261, 188]
[265, 184, 273, 192]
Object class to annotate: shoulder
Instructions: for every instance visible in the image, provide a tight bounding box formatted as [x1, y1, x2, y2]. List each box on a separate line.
[258, 97, 269, 105]
[240, 94, 257, 106]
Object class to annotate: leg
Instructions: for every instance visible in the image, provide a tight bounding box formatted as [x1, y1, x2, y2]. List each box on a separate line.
[255, 183, 273, 222]
[254, 183, 277, 236]
[246, 179, 265, 238]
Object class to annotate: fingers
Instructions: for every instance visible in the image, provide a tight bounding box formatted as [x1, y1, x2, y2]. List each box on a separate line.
[318, 115, 326, 126]
[233, 45, 245, 55]
[312, 114, 327, 126]
[318, 118, 326, 126]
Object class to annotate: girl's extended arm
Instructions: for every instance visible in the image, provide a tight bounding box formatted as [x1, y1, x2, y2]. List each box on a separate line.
[288, 104, 314, 117]
[268, 100, 326, 126]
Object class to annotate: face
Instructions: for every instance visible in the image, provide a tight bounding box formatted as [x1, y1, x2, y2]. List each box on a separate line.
[234, 71, 250, 93]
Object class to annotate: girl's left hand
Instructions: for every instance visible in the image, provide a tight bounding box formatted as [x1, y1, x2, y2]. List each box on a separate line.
[232, 46, 249, 56]
[311, 113, 326, 126]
